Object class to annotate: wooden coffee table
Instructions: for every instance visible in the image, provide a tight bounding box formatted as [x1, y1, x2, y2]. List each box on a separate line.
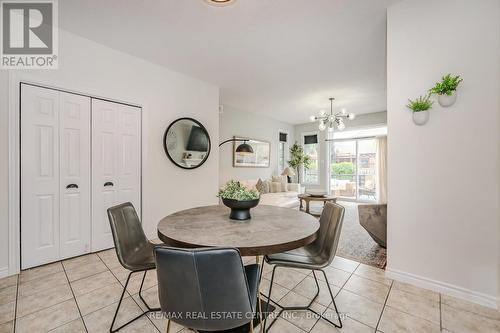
[298, 193, 337, 217]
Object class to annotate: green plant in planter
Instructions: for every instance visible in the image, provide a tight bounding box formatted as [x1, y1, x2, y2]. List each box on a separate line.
[406, 94, 433, 112]
[217, 180, 259, 201]
[287, 142, 311, 183]
[429, 74, 463, 96]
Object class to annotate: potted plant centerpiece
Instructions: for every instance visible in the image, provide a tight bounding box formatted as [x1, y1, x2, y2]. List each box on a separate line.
[429, 74, 463, 107]
[407, 94, 433, 125]
[218, 180, 260, 220]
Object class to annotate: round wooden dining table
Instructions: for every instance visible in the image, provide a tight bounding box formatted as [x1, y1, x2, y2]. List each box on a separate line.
[157, 204, 319, 256]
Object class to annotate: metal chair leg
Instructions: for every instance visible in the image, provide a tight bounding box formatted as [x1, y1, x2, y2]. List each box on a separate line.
[166, 319, 171, 333]
[320, 269, 342, 328]
[138, 269, 161, 312]
[110, 270, 161, 332]
[262, 266, 342, 332]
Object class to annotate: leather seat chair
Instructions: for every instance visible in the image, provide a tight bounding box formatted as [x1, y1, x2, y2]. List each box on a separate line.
[107, 202, 161, 332]
[154, 246, 261, 332]
[263, 202, 345, 331]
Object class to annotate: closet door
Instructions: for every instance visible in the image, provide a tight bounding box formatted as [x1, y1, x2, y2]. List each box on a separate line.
[92, 99, 141, 251]
[59, 92, 91, 259]
[21, 85, 61, 268]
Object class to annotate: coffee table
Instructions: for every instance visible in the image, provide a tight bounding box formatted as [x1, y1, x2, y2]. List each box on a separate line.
[298, 193, 337, 217]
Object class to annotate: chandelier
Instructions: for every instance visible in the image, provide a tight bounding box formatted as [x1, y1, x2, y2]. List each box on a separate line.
[309, 97, 356, 132]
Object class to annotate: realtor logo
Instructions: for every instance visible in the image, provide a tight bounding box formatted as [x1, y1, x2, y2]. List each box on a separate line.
[1, 0, 58, 69]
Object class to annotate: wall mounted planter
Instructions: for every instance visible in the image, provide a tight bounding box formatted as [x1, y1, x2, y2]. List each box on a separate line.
[413, 110, 429, 126]
[438, 91, 457, 107]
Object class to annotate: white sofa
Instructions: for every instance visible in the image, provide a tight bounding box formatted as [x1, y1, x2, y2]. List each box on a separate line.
[240, 180, 302, 208]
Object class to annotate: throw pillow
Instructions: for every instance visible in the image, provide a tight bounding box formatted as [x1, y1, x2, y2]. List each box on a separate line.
[271, 175, 286, 183]
[255, 179, 267, 194]
[271, 175, 287, 192]
[270, 182, 282, 193]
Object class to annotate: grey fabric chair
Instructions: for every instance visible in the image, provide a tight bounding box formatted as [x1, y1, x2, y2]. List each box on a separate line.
[263, 202, 345, 331]
[154, 246, 261, 332]
[358, 204, 387, 248]
[107, 202, 160, 332]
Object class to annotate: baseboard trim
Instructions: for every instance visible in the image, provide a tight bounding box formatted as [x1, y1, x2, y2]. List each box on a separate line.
[385, 267, 498, 310]
[0, 267, 9, 279]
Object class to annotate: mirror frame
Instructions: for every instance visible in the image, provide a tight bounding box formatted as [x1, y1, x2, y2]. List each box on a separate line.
[163, 117, 211, 170]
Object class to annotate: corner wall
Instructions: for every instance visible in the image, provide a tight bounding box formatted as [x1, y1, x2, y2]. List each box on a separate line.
[387, 0, 499, 307]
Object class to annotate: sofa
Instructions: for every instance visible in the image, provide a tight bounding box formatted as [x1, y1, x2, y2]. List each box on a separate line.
[239, 179, 302, 209]
[358, 204, 387, 248]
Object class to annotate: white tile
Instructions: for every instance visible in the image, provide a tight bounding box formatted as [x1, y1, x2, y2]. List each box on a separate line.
[343, 275, 390, 304]
[15, 299, 80, 333]
[325, 290, 383, 328]
[354, 264, 392, 286]
[16, 283, 73, 318]
[378, 306, 440, 333]
[441, 294, 500, 320]
[292, 275, 340, 307]
[442, 304, 500, 333]
[331, 256, 360, 273]
[18, 271, 67, 298]
[317, 266, 351, 287]
[391, 281, 439, 303]
[386, 289, 440, 324]
[311, 317, 373, 333]
[20, 262, 63, 283]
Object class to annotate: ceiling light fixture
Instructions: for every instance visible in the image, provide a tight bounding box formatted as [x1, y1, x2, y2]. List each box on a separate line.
[310, 97, 356, 132]
[204, 0, 236, 7]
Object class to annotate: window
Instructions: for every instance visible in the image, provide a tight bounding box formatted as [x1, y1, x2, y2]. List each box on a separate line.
[278, 132, 288, 174]
[303, 133, 319, 184]
[330, 138, 377, 201]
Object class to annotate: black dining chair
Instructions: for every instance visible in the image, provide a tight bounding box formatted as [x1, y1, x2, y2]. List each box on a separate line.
[154, 246, 261, 332]
[107, 202, 161, 332]
[263, 202, 345, 332]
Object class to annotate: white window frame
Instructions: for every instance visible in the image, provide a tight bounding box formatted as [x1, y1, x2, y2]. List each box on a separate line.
[277, 130, 289, 175]
[301, 131, 320, 185]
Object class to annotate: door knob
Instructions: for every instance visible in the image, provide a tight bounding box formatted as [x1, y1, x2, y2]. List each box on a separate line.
[66, 184, 78, 189]
[104, 182, 114, 187]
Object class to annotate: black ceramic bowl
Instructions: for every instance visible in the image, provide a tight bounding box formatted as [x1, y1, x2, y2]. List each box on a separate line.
[221, 198, 260, 220]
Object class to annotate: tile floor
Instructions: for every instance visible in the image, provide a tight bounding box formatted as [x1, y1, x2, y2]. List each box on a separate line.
[1, 246, 499, 333]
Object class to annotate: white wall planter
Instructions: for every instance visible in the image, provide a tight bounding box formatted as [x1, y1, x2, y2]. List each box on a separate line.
[438, 91, 457, 107]
[413, 110, 429, 126]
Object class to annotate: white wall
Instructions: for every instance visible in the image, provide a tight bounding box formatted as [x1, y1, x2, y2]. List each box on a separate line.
[219, 106, 294, 184]
[0, 71, 9, 277]
[294, 111, 387, 191]
[1, 30, 219, 276]
[387, 0, 499, 307]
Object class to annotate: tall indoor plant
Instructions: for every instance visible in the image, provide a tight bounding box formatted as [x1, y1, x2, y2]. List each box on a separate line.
[287, 142, 311, 183]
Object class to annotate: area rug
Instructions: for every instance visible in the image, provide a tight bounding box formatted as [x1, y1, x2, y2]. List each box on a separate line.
[308, 201, 387, 269]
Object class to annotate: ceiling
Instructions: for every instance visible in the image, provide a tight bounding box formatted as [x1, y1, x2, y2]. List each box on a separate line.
[59, 0, 399, 124]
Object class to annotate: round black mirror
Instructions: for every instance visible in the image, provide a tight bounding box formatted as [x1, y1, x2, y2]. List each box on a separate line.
[163, 118, 211, 169]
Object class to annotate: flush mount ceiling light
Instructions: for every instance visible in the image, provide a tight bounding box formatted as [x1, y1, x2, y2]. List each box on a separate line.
[204, 0, 236, 7]
[309, 97, 356, 132]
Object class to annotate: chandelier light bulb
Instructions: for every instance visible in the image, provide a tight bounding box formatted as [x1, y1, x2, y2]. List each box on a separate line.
[347, 113, 356, 120]
[319, 110, 327, 117]
[328, 124, 334, 132]
[328, 115, 335, 122]
[337, 121, 345, 131]
[309, 115, 316, 122]
[341, 108, 347, 115]
[318, 121, 326, 131]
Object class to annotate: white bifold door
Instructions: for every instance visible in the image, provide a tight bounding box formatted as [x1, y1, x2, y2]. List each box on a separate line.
[91, 99, 141, 252]
[21, 84, 91, 268]
[21, 84, 141, 268]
